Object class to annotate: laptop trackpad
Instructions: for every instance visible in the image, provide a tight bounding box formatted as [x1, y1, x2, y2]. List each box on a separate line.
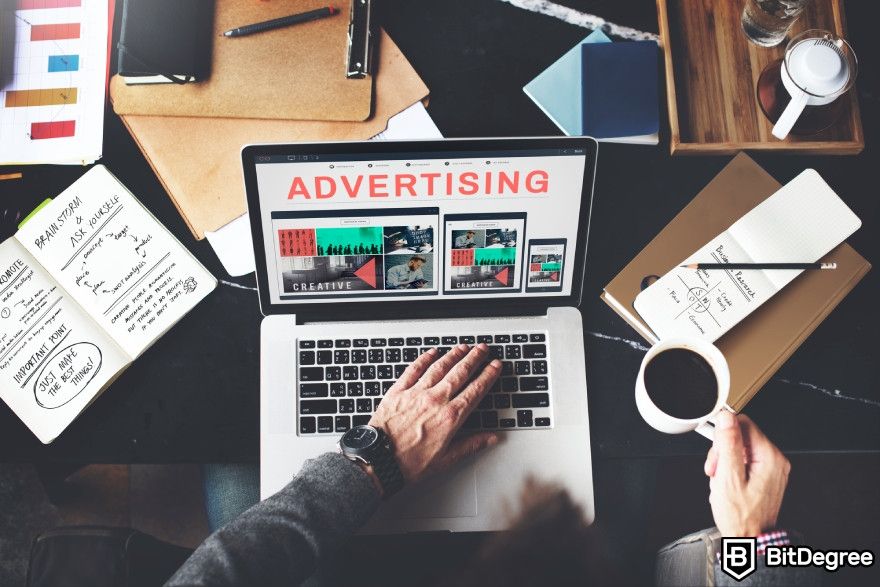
[382, 462, 477, 519]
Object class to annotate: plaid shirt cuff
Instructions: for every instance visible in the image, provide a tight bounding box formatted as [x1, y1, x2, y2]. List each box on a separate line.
[756, 529, 791, 555]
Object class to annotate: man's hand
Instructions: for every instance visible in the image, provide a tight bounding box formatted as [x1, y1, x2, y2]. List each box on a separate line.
[704, 411, 791, 537]
[367, 344, 501, 490]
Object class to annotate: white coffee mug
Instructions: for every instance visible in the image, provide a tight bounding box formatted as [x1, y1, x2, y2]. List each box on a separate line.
[635, 336, 730, 436]
[772, 29, 857, 140]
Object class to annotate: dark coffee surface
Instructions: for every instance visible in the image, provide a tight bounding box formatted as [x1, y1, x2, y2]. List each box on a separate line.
[644, 349, 718, 420]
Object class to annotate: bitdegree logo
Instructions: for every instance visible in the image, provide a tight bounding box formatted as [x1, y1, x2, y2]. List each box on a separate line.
[766, 546, 875, 572]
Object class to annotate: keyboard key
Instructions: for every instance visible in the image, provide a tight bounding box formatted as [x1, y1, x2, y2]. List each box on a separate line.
[477, 335, 493, 344]
[502, 377, 519, 392]
[300, 367, 323, 382]
[351, 349, 367, 363]
[300, 400, 336, 415]
[512, 393, 550, 408]
[494, 394, 510, 409]
[519, 377, 549, 392]
[370, 338, 387, 347]
[481, 411, 498, 428]
[394, 364, 407, 378]
[318, 339, 333, 348]
[300, 383, 328, 398]
[360, 366, 376, 380]
[420, 347, 432, 355]
[299, 340, 316, 349]
[365, 381, 381, 396]
[300, 417, 316, 433]
[462, 412, 481, 429]
[517, 410, 533, 427]
[530, 333, 546, 342]
[368, 350, 384, 363]
[325, 367, 342, 381]
[501, 362, 514, 376]
[335, 339, 351, 348]
[459, 335, 475, 344]
[490, 379, 502, 393]
[356, 399, 372, 413]
[299, 351, 316, 365]
[515, 361, 531, 375]
[523, 344, 547, 359]
[385, 348, 401, 362]
[535, 417, 551, 427]
[335, 416, 351, 432]
[339, 399, 354, 413]
[403, 348, 419, 362]
[406, 337, 422, 346]
[479, 395, 493, 410]
[513, 334, 529, 343]
[437, 346, 452, 355]
[505, 346, 521, 359]
[330, 383, 346, 397]
[532, 360, 548, 375]
[377, 365, 394, 379]
[441, 336, 457, 345]
[388, 338, 404, 347]
[347, 382, 363, 396]
[494, 334, 511, 343]
[424, 337, 440, 345]
[381, 381, 394, 394]
[318, 416, 333, 433]
[373, 398, 382, 410]
[353, 339, 369, 347]
[500, 418, 516, 428]
[317, 350, 332, 365]
[488, 345, 504, 360]
[353, 415, 371, 427]
[334, 350, 350, 364]
[343, 366, 359, 380]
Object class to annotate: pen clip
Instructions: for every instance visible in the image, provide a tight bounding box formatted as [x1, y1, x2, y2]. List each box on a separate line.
[346, 0, 373, 78]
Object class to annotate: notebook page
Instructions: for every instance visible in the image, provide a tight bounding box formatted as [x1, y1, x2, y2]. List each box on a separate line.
[0, 239, 128, 444]
[17, 166, 216, 358]
[728, 169, 862, 290]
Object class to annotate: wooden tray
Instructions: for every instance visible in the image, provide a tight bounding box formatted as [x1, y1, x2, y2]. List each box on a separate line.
[657, 0, 864, 155]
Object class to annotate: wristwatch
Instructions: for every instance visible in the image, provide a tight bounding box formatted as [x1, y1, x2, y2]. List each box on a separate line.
[339, 425, 405, 497]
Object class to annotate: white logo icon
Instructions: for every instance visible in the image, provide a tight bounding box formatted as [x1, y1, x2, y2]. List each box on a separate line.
[722, 537, 757, 581]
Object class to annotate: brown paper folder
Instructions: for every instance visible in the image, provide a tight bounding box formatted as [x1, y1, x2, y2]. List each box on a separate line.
[118, 32, 429, 240]
[602, 153, 871, 411]
[110, 0, 372, 121]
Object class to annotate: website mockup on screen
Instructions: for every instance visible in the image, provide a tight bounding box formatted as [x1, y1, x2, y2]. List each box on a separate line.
[253, 147, 589, 305]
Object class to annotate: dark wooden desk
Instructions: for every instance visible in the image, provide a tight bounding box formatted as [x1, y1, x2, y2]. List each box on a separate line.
[0, 0, 877, 462]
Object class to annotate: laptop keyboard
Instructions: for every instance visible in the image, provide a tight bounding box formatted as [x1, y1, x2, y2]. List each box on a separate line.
[297, 333, 552, 435]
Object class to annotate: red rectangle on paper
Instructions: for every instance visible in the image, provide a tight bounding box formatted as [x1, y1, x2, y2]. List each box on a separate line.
[530, 263, 541, 272]
[451, 249, 475, 267]
[31, 23, 80, 41]
[30, 120, 75, 139]
[278, 229, 316, 257]
[17, 0, 82, 9]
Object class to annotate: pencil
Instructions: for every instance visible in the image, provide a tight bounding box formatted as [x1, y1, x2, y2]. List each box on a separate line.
[680, 262, 837, 270]
[223, 6, 339, 38]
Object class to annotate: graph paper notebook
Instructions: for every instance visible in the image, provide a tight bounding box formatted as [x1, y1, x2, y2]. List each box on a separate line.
[0, 0, 111, 165]
[0, 166, 216, 443]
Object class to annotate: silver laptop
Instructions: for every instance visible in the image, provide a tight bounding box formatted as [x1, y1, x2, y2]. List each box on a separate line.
[243, 137, 597, 533]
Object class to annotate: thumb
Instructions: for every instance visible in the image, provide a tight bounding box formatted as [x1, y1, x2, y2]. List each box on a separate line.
[713, 411, 746, 485]
[435, 433, 499, 472]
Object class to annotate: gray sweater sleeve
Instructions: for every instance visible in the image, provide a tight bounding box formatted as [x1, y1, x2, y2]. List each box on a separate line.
[166, 453, 380, 587]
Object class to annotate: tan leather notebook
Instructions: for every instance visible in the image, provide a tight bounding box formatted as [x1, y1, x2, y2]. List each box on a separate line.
[602, 153, 871, 411]
[118, 32, 429, 240]
[110, 0, 372, 121]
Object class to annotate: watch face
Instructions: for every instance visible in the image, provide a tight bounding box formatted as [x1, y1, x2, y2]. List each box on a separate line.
[343, 426, 379, 451]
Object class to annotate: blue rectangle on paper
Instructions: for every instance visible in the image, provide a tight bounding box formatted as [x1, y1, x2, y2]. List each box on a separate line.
[48, 55, 79, 72]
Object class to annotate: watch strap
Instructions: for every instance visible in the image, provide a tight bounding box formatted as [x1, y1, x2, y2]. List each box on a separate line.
[371, 436, 405, 497]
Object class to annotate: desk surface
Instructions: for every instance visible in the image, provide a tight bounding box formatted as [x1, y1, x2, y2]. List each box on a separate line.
[1, 0, 877, 462]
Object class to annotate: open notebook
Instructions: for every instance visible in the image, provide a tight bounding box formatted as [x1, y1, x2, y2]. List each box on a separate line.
[0, 166, 216, 443]
[634, 169, 861, 341]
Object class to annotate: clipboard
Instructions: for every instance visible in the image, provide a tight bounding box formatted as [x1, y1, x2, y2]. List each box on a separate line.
[110, 0, 373, 121]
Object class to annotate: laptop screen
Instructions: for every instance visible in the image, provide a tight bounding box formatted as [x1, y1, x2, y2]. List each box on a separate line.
[243, 138, 596, 314]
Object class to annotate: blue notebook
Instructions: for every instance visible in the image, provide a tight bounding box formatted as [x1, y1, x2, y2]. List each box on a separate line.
[580, 40, 659, 139]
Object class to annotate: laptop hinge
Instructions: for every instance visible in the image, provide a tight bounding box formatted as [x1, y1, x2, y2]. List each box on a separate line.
[295, 302, 548, 325]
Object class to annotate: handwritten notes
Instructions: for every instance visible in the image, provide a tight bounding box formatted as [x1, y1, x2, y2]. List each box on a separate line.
[0, 165, 215, 443]
[18, 165, 216, 358]
[0, 239, 127, 443]
[634, 170, 861, 342]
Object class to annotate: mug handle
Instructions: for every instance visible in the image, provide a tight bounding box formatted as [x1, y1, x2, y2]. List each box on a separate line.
[694, 405, 736, 441]
[772, 88, 810, 139]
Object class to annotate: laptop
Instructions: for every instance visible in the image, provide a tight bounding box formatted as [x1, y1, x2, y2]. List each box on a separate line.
[243, 137, 597, 533]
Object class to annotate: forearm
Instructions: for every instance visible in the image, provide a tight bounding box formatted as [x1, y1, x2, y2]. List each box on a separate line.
[166, 453, 380, 587]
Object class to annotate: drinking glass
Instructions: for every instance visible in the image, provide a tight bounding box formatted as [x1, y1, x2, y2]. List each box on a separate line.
[741, 0, 814, 47]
